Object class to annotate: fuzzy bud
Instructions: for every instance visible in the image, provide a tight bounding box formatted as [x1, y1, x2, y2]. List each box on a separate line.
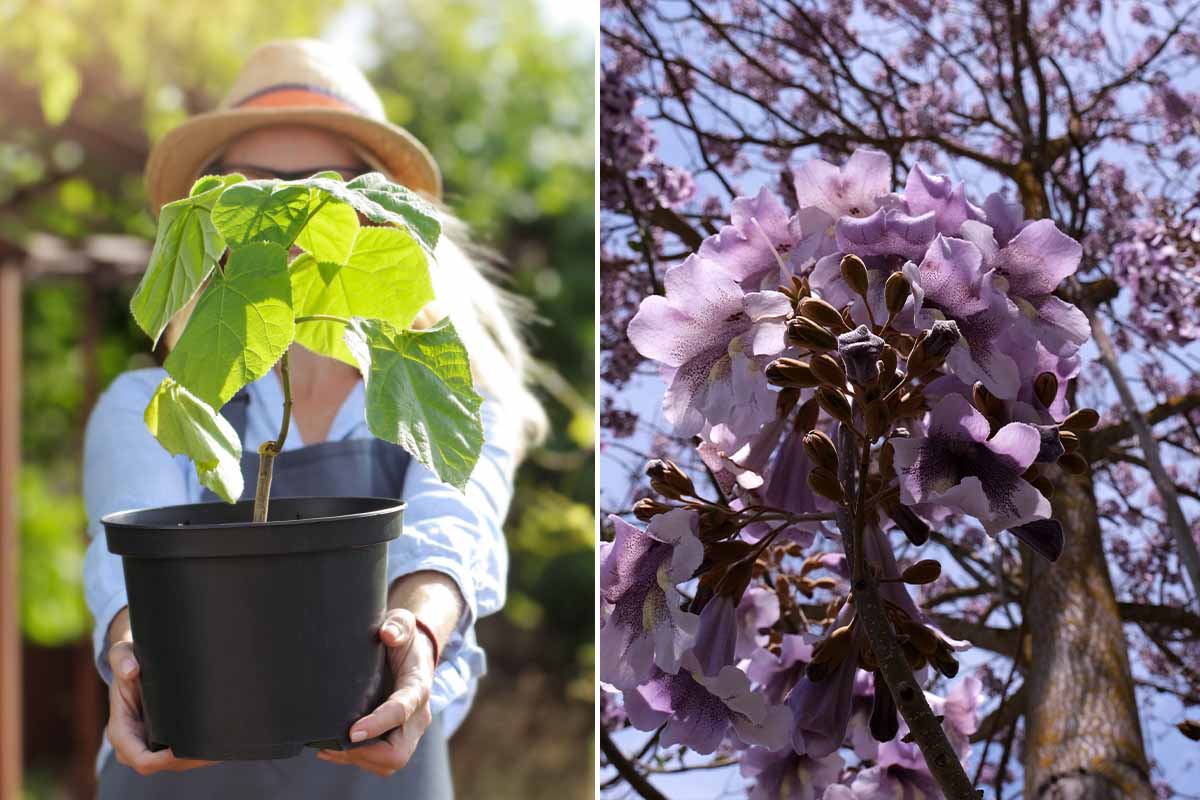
[1058, 451, 1090, 475]
[1062, 408, 1100, 432]
[1034, 425, 1065, 463]
[840, 254, 870, 297]
[766, 358, 819, 389]
[907, 319, 959, 377]
[887, 501, 930, 546]
[837, 324, 886, 385]
[816, 386, 854, 424]
[646, 459, 695, 499]
[1034, 371, 1059, 408]
[901, 559, 942, 585]
[799, 297, 851, 333]
[807, 466, 846, 504]
[811, 353, 848, 388]
[884, 271, 911, 315]
[787, 317, 839, 351]
[802, 430, 839, 472]
[633, 498, 673, 522]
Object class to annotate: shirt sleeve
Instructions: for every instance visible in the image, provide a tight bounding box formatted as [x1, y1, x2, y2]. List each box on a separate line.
[386, 396, 517, 712]
[82, 369, 192, 685]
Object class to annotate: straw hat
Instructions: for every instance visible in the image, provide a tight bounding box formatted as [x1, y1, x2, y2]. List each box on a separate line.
[143, 38, 442, 212]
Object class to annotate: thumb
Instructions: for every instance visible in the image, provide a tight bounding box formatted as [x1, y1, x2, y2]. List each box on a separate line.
[108, 641, 140, 682]
[380, 608, 416, 648]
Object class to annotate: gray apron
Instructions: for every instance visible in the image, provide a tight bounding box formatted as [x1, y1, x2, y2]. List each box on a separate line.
[98, 390, 454, 799]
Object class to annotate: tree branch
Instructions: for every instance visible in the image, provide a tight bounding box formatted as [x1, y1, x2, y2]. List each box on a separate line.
[600, 728, 670, 800]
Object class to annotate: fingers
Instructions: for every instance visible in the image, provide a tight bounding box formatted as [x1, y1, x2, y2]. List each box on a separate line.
[104, 643, 217, 775]
[108, 641, 139, 682]
[350, 669, 430, 742]
[380, 608, 416, 649]
[318, 702, 433, 776]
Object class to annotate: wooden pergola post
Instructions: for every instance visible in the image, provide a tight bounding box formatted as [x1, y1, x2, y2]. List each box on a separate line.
[0, 256, 23, 800]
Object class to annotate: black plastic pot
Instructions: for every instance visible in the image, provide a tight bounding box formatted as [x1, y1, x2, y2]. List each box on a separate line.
[102, 496, 404, 761]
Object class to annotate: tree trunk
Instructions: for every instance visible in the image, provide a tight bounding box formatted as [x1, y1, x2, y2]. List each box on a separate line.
[1022, 467, 1153, 798]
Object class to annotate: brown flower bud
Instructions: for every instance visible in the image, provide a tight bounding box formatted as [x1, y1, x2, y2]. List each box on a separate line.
[907, 320, 959, 377]
[1062, 408, 1100, 431]
[901, 559, 942, 585]
[633, 497, 673, 522]
[799, 297, 851, 333]
[1034, 371, 1059, 408]
[766, 358, 819, 389]
[816, 386, 854, 424]
[796, 397, 821, 434]
[1031, 475, 1055, 499]
[776, 387, 802, 417]
[879, 346, 899, 389]
[807, 466, 846, 504]
[802, 430, 839, 472]
[971, 382, 1005, 420]
[646, 459, 695, 499]
[884, 271, 911, 315]
[1058, 451, 1090, 475]
[865, 402, 890, 440]
[811, 353, 848, 388]
[930, 645, 960, 678]
[1058, 429, 1080, 452]
[840, 254, 870, 297]
[787, 317, 839, 351]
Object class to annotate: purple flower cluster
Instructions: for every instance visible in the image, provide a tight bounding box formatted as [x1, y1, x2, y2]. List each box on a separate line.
[604, 149, 1091, 796]
[600, 68, 695, 213]
[1111, 214, 1200, 346]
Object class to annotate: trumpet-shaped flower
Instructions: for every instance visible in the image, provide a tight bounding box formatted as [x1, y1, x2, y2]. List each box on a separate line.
[628, 254, 790, 436]
[700, 187, 799, 290]
[892, 393, 1050, 535]
[792, 148, 892, 263]
[624, 656, 792, 754]
[599, 511, 703, 689]
[742, 748, 845, 800]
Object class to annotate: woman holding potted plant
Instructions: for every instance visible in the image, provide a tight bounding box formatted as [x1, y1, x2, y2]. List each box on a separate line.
[82, 39, 544, 798]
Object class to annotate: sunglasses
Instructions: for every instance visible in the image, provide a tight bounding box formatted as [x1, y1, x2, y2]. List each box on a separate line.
[203, 163, 371, 182]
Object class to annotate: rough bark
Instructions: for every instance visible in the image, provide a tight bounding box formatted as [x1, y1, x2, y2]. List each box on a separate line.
[1023, 466, 1153, 799]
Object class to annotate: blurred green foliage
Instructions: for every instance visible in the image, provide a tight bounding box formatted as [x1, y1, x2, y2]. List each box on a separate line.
[3, 1, 593, 793]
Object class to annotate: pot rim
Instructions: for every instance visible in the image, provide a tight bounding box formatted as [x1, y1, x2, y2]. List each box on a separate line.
[102, 496, 405, 558]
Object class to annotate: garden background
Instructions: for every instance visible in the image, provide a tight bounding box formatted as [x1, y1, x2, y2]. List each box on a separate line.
[0, 1, 595, 798]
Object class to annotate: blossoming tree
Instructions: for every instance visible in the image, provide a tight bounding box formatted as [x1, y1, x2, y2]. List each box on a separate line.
[600, 2, 1200, 798]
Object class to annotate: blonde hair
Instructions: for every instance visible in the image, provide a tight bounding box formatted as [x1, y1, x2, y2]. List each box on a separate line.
[163, 203, 547, 460]
[412, 212, 548, 455]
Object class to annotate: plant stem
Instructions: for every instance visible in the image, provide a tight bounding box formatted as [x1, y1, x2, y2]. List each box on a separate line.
[252, 351, 293, 523]
[835, 426, 981, 800]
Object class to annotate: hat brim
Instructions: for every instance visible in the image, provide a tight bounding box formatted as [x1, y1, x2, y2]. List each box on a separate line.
[144, 107, 442, 212]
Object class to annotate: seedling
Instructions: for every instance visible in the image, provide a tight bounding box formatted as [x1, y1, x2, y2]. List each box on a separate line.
[129, 171, 483, 521]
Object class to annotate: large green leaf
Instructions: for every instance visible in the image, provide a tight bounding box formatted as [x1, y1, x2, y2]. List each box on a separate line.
[165, 242, 294, 409]
[345, 318, 483, 491]
[144, 377, 243, 503]
[292, 226, 434, 364]
[211, 180, 315, 247]
[345, 172, 442, 254]
[129, 174, 244, 345]
[295, 196, 359, 264]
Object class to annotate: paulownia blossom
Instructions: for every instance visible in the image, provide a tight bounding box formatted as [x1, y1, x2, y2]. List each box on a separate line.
[892, 393, 1050, 536]
[610, 147, 1093, 797]
[627, 253, 790, 437]
[599, 510, 703, 689]
[623, 656, 792, 755]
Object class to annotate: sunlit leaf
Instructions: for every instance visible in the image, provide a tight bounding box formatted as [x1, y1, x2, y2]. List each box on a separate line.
[144, 377, 243, 503]
[165, 242, 294, 409]
[292, 225, 434, 364]
[129, 174, 243, 345]
[345, 317, 483, 490]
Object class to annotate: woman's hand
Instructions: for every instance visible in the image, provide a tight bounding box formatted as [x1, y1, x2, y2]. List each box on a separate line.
[316, 608, 437, 776]
[317, 571, 463, 778]
[105, 609, 217, 775]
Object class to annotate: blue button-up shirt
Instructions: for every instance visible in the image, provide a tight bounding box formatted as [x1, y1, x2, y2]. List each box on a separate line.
[83, 367, 515, 766]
